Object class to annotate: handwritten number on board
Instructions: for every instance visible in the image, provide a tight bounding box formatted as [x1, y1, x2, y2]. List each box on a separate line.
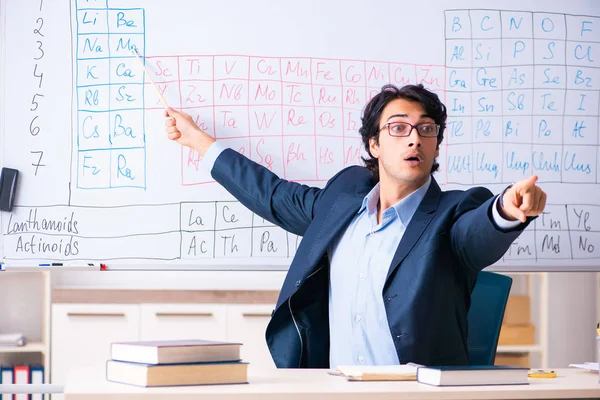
[31, 151, 45, 175]
[33, 64, 43, 88]
[33, 18, 44, 37]
[34, 41, 44, 60]
[30, 116, 40, 136]
[30, 93, 44, 111]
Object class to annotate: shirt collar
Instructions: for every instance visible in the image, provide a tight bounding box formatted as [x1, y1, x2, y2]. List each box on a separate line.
[358, 176, 432, 227]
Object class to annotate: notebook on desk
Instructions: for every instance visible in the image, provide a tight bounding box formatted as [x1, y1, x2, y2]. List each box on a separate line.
[330, 364, 419, 381]
[568, 362, 599, 371]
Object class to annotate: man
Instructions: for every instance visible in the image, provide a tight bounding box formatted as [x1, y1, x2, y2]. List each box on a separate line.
[164, 84, 546, 368]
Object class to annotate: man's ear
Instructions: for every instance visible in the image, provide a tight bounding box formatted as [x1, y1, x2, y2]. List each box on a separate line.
[369, 137, 379, 158]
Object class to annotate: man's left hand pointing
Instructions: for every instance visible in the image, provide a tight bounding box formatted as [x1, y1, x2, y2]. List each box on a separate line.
[500, 175, 547, 223]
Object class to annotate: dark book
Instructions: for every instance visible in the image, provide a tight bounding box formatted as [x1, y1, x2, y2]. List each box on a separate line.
[417, 365, 529, 386]
[111, 340, 241, 364]
[106, 360, 248, 387]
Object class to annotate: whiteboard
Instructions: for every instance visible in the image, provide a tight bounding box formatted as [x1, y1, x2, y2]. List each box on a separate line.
[0, 0, 599, 271]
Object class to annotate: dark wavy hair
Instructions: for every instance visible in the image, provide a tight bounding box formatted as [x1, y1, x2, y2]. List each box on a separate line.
[360, 84, 447, 180]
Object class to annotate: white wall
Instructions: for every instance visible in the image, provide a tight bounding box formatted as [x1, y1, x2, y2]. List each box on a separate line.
[547, 273, 598, 366]
[51, 270, 286, 290]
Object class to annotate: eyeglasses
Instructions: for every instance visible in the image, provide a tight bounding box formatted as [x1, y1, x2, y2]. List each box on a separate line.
[380, 122, 439, 138]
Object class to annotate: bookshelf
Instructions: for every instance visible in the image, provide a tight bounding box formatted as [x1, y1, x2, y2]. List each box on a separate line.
[0, 342, 47, 353]
[497, 345, 543, 353]
[0, 270, 51, 382]
[495, 272, 549, 369]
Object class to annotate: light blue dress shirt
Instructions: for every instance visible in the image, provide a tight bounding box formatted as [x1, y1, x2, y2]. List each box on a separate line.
[327, 178, 432, 367]
[202, 141, 520, 367]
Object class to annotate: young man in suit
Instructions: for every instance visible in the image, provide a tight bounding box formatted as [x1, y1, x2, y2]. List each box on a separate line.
[164, 84, 546, 368]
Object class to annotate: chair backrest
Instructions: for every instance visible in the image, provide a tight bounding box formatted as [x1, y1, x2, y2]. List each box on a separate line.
[467, 271, 512, 365]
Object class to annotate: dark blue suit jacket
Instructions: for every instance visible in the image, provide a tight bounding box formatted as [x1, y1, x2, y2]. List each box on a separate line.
[211, 148, 529, 368]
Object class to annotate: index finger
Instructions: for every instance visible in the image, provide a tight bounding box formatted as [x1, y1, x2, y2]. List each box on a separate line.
[517, 175, 538, 193]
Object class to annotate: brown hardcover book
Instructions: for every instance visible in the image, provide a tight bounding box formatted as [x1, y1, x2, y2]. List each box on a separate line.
[111, 340, 242, 364]
[106, 360, 248, 387]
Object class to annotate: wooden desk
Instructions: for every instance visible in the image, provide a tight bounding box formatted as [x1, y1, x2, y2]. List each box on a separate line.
[64, 367, 600, 400]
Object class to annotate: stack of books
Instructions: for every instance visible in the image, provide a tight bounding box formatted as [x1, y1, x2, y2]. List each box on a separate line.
[106, 340, 247, 387]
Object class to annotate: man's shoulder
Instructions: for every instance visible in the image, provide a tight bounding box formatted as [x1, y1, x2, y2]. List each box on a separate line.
[326, 165, 375, 188]
[435, 185, 496, 221]
[439, 185, 494, 203]
[335, 165, 373, 180]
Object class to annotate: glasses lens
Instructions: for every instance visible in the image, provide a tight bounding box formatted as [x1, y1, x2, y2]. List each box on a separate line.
[417, 123, 438, 137]
[388, 122, 411, 136]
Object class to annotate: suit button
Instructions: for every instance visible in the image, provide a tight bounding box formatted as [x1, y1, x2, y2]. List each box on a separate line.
[295, 279, 301, 287]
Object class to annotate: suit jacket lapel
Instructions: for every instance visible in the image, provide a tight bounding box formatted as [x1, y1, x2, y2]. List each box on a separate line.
[385, 178, 441, 282]
[275, 184, 372, 310]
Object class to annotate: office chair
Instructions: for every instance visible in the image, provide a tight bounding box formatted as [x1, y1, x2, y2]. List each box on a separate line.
[467, 271, 512, 365]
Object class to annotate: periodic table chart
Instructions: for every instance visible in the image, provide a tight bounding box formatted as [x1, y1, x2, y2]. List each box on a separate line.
[0, 0, 599, 270]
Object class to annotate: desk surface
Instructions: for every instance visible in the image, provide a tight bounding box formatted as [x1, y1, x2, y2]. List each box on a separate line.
[64, 367, 600, 400]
